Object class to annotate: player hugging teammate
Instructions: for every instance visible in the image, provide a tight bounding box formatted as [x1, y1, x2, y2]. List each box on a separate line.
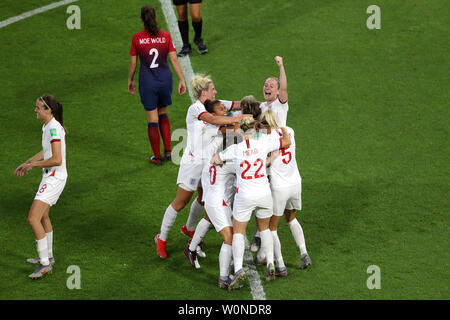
[167, 57, 312, 290]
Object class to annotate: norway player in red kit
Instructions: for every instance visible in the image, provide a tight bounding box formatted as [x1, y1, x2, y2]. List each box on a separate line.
[128, 6, 186, 165]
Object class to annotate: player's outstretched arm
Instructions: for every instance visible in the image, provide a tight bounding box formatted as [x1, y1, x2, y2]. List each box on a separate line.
[275, 56, 288, 103]
[169, 52, 186, 95]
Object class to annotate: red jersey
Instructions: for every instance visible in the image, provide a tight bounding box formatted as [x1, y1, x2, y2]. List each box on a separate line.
[130, 29, 176, 81]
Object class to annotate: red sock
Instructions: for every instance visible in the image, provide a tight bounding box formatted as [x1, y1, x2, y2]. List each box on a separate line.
[147, 122, 161, 159]
[159, 114, 171, 152]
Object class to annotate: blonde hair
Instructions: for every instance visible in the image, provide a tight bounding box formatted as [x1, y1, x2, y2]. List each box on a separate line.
[240, 117, 257, 135]
[266, 77, 280, 89]
[259, 110, 279, 129]
[191, 74, 213, 100]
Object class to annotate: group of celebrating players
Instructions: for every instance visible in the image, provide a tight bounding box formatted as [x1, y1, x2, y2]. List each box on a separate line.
[14, 5, 310, 289]
[153, 61, 311, 290]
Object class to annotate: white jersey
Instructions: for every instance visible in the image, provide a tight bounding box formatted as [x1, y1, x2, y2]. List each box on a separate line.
[268, 127, 302, 188]
[42, 118, 67, 179]
[201, 123, 236, 207]
[260, 98, 289, 127]
[180, 99, 233, 165]
[218, 133, 282, 200]
[202, 162, 236, 208]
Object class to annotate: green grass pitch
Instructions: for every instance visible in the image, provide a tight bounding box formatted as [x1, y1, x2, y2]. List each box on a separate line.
[0, 0, 448, 300]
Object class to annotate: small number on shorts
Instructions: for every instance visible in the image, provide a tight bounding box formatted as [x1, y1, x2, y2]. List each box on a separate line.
[39, 184, 47, 193]
[209, 165, 217, 185]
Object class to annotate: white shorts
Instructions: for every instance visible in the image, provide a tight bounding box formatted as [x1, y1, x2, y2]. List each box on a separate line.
[232, 193, 273, 222]
[34, 176, 67, 206]
[271, 183, 302, 216]
[176, 161, 203, 192]
[205, 204, 232, 232]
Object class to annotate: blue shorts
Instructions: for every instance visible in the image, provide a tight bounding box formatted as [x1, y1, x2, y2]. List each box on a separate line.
[173, 0, 202, 5]
[139, 76, 173, 111]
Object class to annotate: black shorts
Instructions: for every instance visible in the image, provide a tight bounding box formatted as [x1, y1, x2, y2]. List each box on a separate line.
[173, 0, 202, 5]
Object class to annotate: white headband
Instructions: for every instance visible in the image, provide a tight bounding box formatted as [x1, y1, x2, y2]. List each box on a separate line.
[39, 96, 51, 110]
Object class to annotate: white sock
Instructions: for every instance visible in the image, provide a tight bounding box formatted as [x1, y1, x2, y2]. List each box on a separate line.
[46, 231, 53, 259]
[256, 247, 266, 261]
[271, 230, 285, 268]
[36, 237, 49, 266]
[189, 218, 211, 251]
[186, 198, 204, 231]
[260, 229, 274, 266]
[219, 243, 232, 278]
[232, 233, 245, 272]
[289, 218, 307, 255]
[254, 230, 260, 238]
[160, 204, 178, 241]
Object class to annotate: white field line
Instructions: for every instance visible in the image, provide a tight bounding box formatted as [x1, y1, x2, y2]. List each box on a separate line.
[159, 0, 266, 300]
[244, 236, 266, 300]
[0, 0, 79, 29]
[159, 0, 195, 102]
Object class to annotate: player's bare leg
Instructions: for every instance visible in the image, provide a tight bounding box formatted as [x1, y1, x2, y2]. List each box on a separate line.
[27, 200, 52, 278]
[28, 205, 55, 266]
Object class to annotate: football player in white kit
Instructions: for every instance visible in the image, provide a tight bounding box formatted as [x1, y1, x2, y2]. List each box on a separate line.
[211, 117, 291, 290]
[155, 74, 245, 259]
[14, 95, 68, 279]
[258, 111, 311, 276]
[252, 55, 289, 253]
[183, 100, 238, 289]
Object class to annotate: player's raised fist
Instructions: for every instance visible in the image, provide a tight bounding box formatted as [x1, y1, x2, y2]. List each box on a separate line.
[275, 56, 283, 66]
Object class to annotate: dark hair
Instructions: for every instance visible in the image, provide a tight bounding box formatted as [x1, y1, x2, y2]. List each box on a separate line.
[141, 6, 159, 36]
[40, 94, 67, 134]
[204, 99, 222, 114]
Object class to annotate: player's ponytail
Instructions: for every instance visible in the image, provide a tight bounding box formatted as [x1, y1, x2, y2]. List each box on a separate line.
[240, 117, 257, 135]
[40, 94, 68, 134]
[141, 5, 159, 36]
[259, 110, 279, 130]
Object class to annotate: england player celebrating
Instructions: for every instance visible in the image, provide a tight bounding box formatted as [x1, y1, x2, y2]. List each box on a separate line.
[183, 100, 237, 289]
[155, 75, 244, 259]
[251, 56, 289, 252]
[260, 56, 288, 127]
[259, 111, 311, 276]
[128, 5, 186, 165]
[14, 95, 67, 279]
[211, 117, 291, 290]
